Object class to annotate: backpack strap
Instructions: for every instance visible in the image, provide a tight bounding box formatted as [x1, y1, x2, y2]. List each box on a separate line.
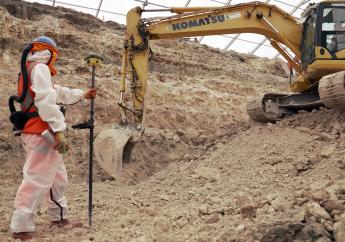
[20, 62, 40, 116]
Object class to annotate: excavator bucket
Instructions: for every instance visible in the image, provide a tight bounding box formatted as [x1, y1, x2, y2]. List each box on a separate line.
[94, 125, 142, 178]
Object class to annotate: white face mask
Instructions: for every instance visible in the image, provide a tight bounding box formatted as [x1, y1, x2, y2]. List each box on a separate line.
[27, 50, 52, 64]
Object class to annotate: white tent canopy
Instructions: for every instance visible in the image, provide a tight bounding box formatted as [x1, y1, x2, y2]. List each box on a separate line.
[24, 0, 321, 59]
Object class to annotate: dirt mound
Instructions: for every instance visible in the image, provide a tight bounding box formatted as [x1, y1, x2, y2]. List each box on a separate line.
[0, 0, 125, 31]
[2, 111, 345, 241]
[1, 1, 344, 242]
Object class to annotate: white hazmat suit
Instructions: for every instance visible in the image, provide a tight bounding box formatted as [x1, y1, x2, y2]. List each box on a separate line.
[11, 50, 84, 233]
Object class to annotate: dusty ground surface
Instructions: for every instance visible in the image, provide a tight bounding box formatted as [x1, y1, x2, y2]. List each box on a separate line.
[0, 1, 344, 241]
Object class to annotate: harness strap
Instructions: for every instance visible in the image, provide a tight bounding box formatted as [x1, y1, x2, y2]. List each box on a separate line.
[20, 62, 40, 112]
[27, 111, 39, 118]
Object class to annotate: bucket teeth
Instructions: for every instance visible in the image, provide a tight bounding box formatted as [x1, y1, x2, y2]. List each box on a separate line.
[319, 71, 345, 111]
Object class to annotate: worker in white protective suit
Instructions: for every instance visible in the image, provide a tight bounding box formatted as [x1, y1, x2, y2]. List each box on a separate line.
[10, 36, 96, 241]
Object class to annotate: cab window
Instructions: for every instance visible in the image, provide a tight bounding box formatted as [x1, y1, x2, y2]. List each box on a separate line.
[322, 8, 345, 53]
[301, 13, 316, 66]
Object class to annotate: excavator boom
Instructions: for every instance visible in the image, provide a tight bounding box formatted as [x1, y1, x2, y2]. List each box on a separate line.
[122, 1, 304, 125]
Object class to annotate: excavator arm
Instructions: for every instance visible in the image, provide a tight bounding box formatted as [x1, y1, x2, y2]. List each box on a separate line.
[122, 2, 303, 125]
[95, 2, 306, 178]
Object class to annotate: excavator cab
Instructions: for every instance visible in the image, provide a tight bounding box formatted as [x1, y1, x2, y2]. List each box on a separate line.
[300, 2, 345, 76]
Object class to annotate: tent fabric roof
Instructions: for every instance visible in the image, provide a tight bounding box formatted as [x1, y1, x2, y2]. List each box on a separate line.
[24, 0, 319, 59]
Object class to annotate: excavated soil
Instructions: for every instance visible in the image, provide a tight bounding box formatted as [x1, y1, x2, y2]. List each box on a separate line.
[0, 1, 344, 241]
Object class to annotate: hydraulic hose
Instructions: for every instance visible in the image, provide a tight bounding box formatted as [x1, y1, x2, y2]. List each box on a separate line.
[8, 43, 33, 113]
[131, 23, 148, 54]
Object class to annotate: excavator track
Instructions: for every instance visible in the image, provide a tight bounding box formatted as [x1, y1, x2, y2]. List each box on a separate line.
[246, 93, 323, 123]
[246, 98, 279, 123]
[319, 71, 345, 111]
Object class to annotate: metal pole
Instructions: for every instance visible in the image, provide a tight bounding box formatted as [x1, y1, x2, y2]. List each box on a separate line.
[142, 0, 149, 9]
[88, 65, 95, 227]
[184, 0, 191, 7]
[95, 0, 103, 18]
[68, 58, 100, 230]
[223, 33, 240, 50]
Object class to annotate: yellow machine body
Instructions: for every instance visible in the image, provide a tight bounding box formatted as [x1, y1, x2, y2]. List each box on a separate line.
[95, 1, 345, 178]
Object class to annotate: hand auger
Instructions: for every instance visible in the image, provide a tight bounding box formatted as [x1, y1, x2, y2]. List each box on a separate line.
[72, 54, 103, 227]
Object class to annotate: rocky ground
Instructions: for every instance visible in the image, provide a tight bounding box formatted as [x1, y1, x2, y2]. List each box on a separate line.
[0, 1, 344, 241]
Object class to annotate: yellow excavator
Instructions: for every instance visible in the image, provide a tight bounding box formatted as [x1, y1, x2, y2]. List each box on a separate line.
[94, 0, 345, 178]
